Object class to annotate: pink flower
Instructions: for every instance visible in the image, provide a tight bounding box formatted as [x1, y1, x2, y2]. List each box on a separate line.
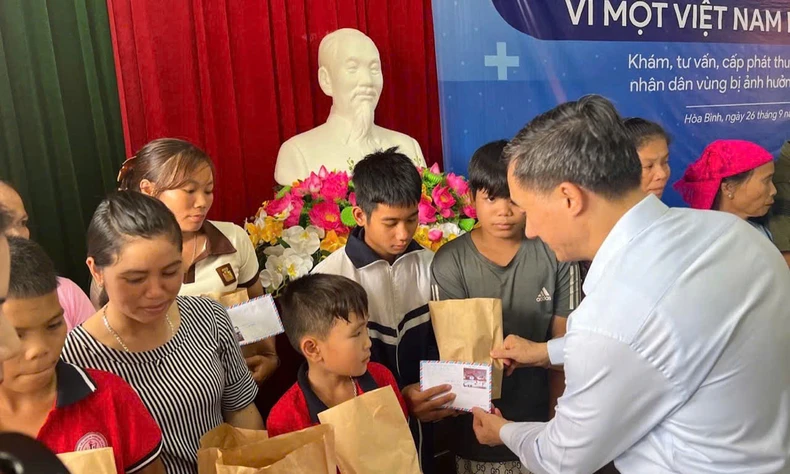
[264, 194, 293, 217]
[446, 173, 469, 197]
[320, 172, 350, 201]
[429, 163, 441, 174]
[460, 191, 473, 206]
[284, 198, 304, 227]
[309, 201, 346, 233]
[439, 207, 454, 219]
[291, 180, 309, 197]
[348, 192, 357, 207]
[296, 171, 323, 198]
[418, 196, 437, 224]
[462, 205, 477, 219]
[428, 228, 443, 242]
[431, 185, 456, 210]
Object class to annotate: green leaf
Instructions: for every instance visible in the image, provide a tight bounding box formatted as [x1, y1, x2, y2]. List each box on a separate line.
[275, 185, 292, 199]
[422, 171, 442, 187]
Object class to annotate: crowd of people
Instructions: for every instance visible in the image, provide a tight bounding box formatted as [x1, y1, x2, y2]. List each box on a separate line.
[0, 95, 788, 474]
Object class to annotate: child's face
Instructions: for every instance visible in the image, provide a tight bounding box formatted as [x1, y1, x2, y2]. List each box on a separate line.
[315, 311, 371, 378]
[354, 204, 419, 261]
[474, 190, 526, 240]
[1, 292, 66, 394]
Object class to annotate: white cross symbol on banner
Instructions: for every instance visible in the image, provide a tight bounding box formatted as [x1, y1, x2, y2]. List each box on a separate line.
[484, 42, 519, 81]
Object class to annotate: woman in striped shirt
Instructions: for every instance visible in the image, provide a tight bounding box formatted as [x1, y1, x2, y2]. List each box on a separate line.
[62, 192, 263, 474]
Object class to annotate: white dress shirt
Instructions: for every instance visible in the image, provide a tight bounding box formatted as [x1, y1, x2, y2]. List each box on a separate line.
[501, 195, 790, 474]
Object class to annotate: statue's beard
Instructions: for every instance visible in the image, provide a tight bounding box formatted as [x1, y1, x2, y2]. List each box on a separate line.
[349, 100, 375, 143]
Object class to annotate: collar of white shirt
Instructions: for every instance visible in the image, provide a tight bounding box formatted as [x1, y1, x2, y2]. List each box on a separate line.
[583, 195, 669, 296]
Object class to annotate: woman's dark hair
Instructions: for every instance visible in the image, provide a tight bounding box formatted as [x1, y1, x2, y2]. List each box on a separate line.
[118, 138, 215, 195]
[87, 191, 183, 268]
[711, 169, 755, 211]
[623, 118, 672, 150]
[468, 140, 510, 199]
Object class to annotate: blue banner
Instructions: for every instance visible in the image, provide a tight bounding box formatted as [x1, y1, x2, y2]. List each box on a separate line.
[433, 0, 790, 207]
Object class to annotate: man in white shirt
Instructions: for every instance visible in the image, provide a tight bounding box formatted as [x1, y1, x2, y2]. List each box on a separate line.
[471, 95, 790, 474]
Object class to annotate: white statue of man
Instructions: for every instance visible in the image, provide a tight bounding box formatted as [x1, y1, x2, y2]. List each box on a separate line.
[274, 28, 426, 185]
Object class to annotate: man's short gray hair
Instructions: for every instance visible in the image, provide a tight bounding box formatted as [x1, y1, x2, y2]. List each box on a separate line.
[504, 95, 642, 199]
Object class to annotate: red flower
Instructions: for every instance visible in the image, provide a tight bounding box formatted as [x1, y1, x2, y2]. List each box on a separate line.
[308, 201, 346, 234]
[294, 171, 322, 198]
[265, 194, 293, 217]
[284, 198, 304, 227]
[446, 173, 469, 197]
[462, 205, 477, 219]
[428, 228, 443, 242]
[418, 196, 437, 224]
[319, 172, 350, 201]
[431, 185, 456, 210]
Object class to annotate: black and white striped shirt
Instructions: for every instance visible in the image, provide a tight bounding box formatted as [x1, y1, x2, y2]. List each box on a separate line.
[61, 296, 258, 474]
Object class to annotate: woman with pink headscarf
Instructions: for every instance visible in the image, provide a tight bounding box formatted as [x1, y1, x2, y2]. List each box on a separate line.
[675, 139, 777, 240]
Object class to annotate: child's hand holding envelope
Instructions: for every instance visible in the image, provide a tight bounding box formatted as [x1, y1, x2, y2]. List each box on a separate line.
[401, 382, 457, 422]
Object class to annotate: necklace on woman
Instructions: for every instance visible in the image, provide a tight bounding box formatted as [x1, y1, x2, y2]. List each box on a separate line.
[103, 306, 175, 353]
[351, 377, 358, 397]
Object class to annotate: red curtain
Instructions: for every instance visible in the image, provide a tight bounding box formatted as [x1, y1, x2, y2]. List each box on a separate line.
[106, 0, 443, 224]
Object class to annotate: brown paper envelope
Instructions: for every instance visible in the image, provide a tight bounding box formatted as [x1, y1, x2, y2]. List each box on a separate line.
[429, 298, 504, 399]
[199, 423, 268, 449]
[57, 447, 116, 474]
[199, 425, 335, 474]
[202, 288, 250, 308]
[318, 386, 420, 474]
[197, 423, 269, 474]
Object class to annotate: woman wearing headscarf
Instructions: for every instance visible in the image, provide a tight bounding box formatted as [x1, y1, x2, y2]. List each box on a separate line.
[675, 139, 777, 240]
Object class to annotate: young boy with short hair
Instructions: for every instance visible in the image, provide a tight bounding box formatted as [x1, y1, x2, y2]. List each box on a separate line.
[0, 237, 164, 474]
[311, 148, 454, 473]
[431, 141, 581, 474]
[266, 273, 407, 436]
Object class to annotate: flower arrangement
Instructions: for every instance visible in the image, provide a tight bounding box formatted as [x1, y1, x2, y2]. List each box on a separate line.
[246, 164, 476, 294]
